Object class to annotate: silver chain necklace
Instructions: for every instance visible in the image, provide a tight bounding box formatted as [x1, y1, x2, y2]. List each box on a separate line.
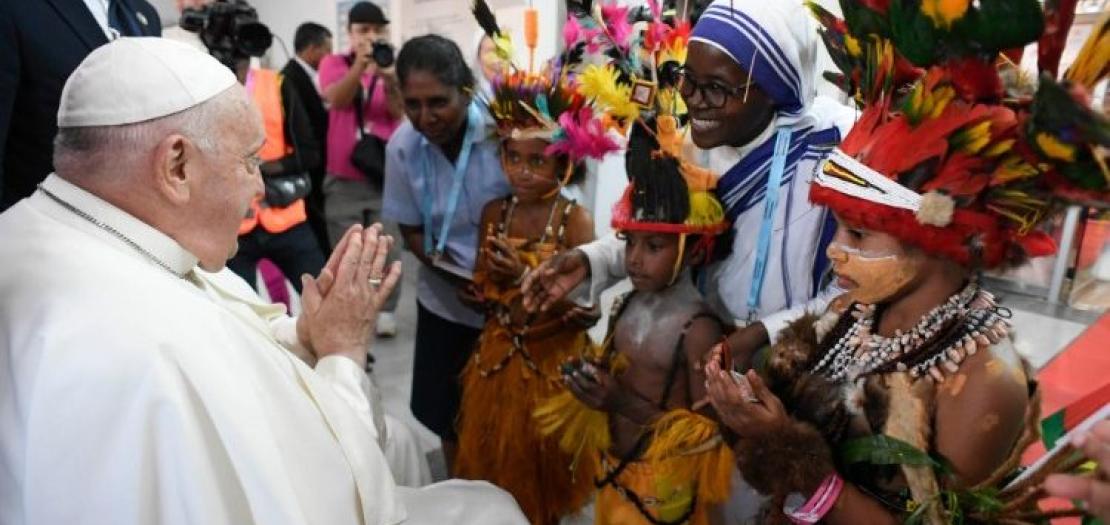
[37, 184, 187, 279]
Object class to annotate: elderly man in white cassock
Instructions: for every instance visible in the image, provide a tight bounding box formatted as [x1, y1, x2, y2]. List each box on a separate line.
[0, 37, 526, 525]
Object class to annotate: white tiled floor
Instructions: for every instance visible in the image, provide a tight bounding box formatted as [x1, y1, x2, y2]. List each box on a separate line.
[363, 254, 1104, 483]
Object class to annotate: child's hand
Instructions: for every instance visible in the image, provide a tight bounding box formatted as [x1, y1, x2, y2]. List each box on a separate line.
[485, 236, 527, 282]
[457, 282, 486, 312]
[705, 368, 790, 439]
[563, 360, 620, 411]
[562, 304, 602, 329]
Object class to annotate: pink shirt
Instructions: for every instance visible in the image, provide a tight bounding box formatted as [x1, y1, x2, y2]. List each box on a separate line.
[318, 53, 402, 181]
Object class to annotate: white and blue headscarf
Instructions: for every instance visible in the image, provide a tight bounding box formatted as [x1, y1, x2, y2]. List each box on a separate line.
[691, 0, 846, 222]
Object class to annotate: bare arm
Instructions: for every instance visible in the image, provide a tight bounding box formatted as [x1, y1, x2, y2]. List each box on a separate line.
[472, 200, 501, 280]
[563, 205, 596, 249]
[551, 205, 600, 320]
[683, 316, 723, 415]
[933, 346, 1029, 486]
[822, 484, 902, 525]
[322, 49, 371, 110]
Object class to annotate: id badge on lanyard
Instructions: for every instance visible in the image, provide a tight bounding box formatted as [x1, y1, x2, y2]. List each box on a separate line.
[420, 102, 480, 263]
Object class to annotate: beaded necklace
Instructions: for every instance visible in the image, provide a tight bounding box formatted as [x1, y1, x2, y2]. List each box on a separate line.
[473, 195, 573, 378]
[810, 279, 1012, 383]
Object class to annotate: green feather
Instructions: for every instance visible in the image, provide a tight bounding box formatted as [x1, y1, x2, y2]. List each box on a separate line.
[889, 0, 940, 66]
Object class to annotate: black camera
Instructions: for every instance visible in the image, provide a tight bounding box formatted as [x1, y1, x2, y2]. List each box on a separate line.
[370, 41, 395, 68]
[181, 0, 273, 67]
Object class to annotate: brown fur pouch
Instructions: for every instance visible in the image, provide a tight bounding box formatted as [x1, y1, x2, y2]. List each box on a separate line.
[734, 419, 835, 497]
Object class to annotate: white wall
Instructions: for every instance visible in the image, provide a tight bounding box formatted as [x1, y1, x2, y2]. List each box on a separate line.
[250, 0, 340, 66]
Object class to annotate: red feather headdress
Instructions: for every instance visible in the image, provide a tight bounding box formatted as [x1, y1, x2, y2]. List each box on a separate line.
[807, 0, 1109, 269]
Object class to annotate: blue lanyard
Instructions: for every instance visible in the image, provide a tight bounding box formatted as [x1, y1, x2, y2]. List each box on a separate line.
[746, 128, 793, 321]
[420, 102, 480, 258]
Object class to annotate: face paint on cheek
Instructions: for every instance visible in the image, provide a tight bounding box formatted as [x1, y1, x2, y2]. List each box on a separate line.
[827, 243, 920, 304]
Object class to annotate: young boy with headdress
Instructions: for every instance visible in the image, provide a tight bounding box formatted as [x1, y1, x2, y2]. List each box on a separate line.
[453, 4, 619, 523]
[704, 1, 1109, 523]
[535, 111, 735, 524]
[522, 0, 857, 373]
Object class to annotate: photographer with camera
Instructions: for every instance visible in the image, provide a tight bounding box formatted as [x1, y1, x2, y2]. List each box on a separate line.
[319, 1, 405, 337]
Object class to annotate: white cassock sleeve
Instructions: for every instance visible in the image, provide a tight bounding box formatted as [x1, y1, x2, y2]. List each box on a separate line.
[314, 357, 432, 487]
[267, 310, 390, 448]
[759, 283, 844, 343]
[269, 314, 430, 487]
[23, 332, 311, 525]
[574, 233, 627, 307]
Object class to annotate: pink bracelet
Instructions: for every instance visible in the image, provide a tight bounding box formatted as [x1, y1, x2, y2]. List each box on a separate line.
[784, 472, 844, 524]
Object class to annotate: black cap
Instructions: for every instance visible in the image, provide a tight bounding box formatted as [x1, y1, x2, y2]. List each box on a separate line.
[349, 2, 389, 25]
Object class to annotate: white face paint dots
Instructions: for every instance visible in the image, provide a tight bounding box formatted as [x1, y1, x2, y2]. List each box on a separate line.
[826, 242, 921, 304]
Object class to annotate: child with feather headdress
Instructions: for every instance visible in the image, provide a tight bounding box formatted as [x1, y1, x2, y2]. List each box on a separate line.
[705, 1, 1110, 523]
[453, 3, 622, 523]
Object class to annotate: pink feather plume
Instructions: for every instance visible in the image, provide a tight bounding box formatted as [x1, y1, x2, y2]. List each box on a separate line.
[546, 107, 621, 162]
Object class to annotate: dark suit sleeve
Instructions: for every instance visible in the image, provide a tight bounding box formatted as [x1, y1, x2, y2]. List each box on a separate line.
[135, 0, 161, 36]
[277, 80, 322, 175]
[0, 1, 19, 199]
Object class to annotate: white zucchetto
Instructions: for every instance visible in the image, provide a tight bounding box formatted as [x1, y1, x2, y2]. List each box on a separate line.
[58, 37, 237, 128]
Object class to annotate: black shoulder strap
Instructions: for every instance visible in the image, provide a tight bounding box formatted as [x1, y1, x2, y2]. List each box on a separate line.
[345, 55, 378, 139]
[601, 291, 637, 363]
[657, 311, 723, 409]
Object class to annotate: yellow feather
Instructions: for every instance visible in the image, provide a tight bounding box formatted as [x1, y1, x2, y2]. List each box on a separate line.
[492, 34, 514, 64]
[577, 64, 639, 121]
[956, 120, 992, 154]
[845, 33, 862, 57]
[686, 191, 725, 228]
[920, 0, 969, 28]
[1065, 11, 1110, 88]
[984, 139, 1015, 158]
[1036, 132, 1077, 162]
[927, 86, 955, 119]
[641, 410, 734, 505]
[533, 391, 610, 470]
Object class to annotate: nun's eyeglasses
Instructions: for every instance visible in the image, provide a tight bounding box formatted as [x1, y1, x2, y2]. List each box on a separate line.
[676, 67, 755, 109]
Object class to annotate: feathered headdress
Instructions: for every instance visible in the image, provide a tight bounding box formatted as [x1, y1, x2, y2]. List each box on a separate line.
[472, 0, 621, 167]
[570, 1, 727, 280]
[806, 0, 1109, 269]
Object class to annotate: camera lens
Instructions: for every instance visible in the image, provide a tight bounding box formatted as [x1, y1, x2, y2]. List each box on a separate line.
[236, 22, 273, 57]
[371, 42, 395, 68]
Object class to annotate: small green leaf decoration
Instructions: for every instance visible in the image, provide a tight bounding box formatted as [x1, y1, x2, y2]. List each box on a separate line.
[838, 434, 940, 468]
[961, 487, 1004, 515]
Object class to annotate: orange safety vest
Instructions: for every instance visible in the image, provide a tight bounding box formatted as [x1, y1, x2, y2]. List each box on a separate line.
[239, 68, 308, 236]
